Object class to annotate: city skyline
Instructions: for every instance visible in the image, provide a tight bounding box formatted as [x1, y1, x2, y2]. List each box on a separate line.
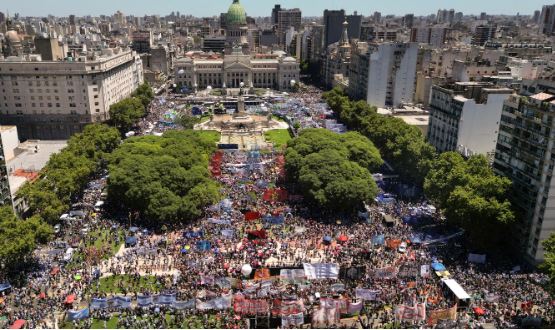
[3, 0, 550, 17]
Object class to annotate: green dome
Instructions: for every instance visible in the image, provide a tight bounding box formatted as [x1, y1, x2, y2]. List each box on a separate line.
[227, 0, 247, 25]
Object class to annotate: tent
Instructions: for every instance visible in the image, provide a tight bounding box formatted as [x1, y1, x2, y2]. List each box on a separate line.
[125, 236, 138, 247]
[9, 320, 25, 329]
[431, 262, 446, 272]
[0, 283, 12, 293]
[65, 294, 76, 304]
[473, 307, 486, 316]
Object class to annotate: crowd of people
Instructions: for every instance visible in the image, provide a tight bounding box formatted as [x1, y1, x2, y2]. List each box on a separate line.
[0, 87, 554, 329]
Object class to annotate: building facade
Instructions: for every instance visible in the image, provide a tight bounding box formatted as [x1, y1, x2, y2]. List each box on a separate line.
[366, 42, 418, 108]
[493, 88, 555, 263]
[427, 82, 512, 157]
[0, 48, 143, 140]
[174, 46, 299, 91]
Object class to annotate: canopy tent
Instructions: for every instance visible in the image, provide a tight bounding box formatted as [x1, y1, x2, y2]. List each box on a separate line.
[125, 236, 138, 247]
[65, 294, 76, 304]
[473, 307, 486, 316]
[0, 283, 12, 293]
[9, 320, 25, 329]
[431, 262, 446, 271]
[337, 235, 348, 243]
[441, 278, 471, 300]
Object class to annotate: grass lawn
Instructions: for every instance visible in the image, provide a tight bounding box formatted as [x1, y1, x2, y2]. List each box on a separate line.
[95, 274, 163, 294]
[196, 130, 221, 143]
[88, 228, 124, 258]
[91, 317, 119, 329]
[264, 129, 292, 148]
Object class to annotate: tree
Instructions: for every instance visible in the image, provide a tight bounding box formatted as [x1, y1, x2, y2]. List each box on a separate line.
[322, 87, 436, 185]
[0, 206, 52, 277]
[540, 234, 555, 294]
[285, 128, 381, 212]
[175, 114, 200, 129]
[107, 131, 221, 225]
[424, 152, 515, 251]
[133, 82, 155, 108]
[109, 97, 145, 133]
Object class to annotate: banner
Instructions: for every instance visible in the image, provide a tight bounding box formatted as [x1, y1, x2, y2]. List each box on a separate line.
[137, 295, 153, 306]
[312, 299, 340, 328]
[484, 293, 499, 302]
[254, 268, 271, 280]
[272, 299, 305, 316]
[280, 269, 305, 283]
[420, 265, 431, 278]
[207, 218, 231, 225]
[427, 304, 458, 325]
[370, 266, 397, 279]
[282, 313, 304, 328]
[303, 263, 339, 279]
[221, 229, 235, 238]
[90, 298, 108, 310]
[395, 303, 426, 321]
[154, 293, 176, 305]
[348, 300, 363, 314]
[398, 265, 419, 278]
[67, 308, 90, 321]
[468, 253, 486, 264]
[195, 294, 232, 311]
[355, 288, 380, 301]
[173, 299, 195, 310]
[233, 297, 270, 315]
[111, 296, 131, 309]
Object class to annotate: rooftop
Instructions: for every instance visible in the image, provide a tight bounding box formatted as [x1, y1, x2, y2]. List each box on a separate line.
[6, 140, 67, 195]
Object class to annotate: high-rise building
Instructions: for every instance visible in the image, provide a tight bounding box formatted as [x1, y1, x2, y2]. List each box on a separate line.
[0, 129, 12, 207]
[373, 11, 381, 23]
[34, 36, 64, 61]
[480, 12, 488, 20]
[276, 7, 302, 47]
[271, 4, 281, 25]
[131, 30, 153, 53]
[403, 14, 414, 28]
[471, 25, 496, 46]
[410, 26, 448, 47]
[365, 42, 418, 108]
[427, 82, 512, 157]
[323, 10, 345, 48]
[0, 48, 143, 140]
[493, 82, 555, 263]
[323, 9, 361, 48]
[533, 10, 541, 24]
[539, 5, 555, 35]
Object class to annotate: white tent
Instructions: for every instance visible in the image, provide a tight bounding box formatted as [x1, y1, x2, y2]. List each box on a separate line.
[441, 278, 471, 300]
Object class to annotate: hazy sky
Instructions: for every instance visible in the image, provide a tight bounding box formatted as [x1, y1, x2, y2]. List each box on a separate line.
[4, 0, 549, 17]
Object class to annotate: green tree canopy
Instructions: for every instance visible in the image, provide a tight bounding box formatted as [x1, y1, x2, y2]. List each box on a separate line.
[109, 97, 145, 133]
[540, 234, 555, 294]
[285, 128, 381, 212]
[424, 152, 515, 251]
[322, 86, 436, 185]
[107, 130, 220, 225]
[0, 206, 52, 276]
[132, 82, 155, 108]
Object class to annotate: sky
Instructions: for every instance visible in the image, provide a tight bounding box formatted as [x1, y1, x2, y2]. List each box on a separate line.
[4, 0, 550, 18]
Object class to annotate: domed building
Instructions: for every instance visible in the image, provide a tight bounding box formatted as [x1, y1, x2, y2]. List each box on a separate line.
[2, 17, 23, 57]
[225, 0, 249, 53]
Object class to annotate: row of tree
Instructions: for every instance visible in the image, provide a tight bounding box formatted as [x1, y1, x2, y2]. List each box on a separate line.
[108, 82, 154, 133]
[285, 128, 383, 212]
[323, 87, 436, 185]
[322, 87, 516, 254]
[106, 130, 221, 225]
[18, 124, 121, 224]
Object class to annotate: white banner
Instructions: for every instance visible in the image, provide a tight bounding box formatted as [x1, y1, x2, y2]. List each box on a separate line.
[355, 288, 380, 301]
[303, 263, 339, 280]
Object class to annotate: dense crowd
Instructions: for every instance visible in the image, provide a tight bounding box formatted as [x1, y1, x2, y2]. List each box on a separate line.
[0, 88, 554, 329]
